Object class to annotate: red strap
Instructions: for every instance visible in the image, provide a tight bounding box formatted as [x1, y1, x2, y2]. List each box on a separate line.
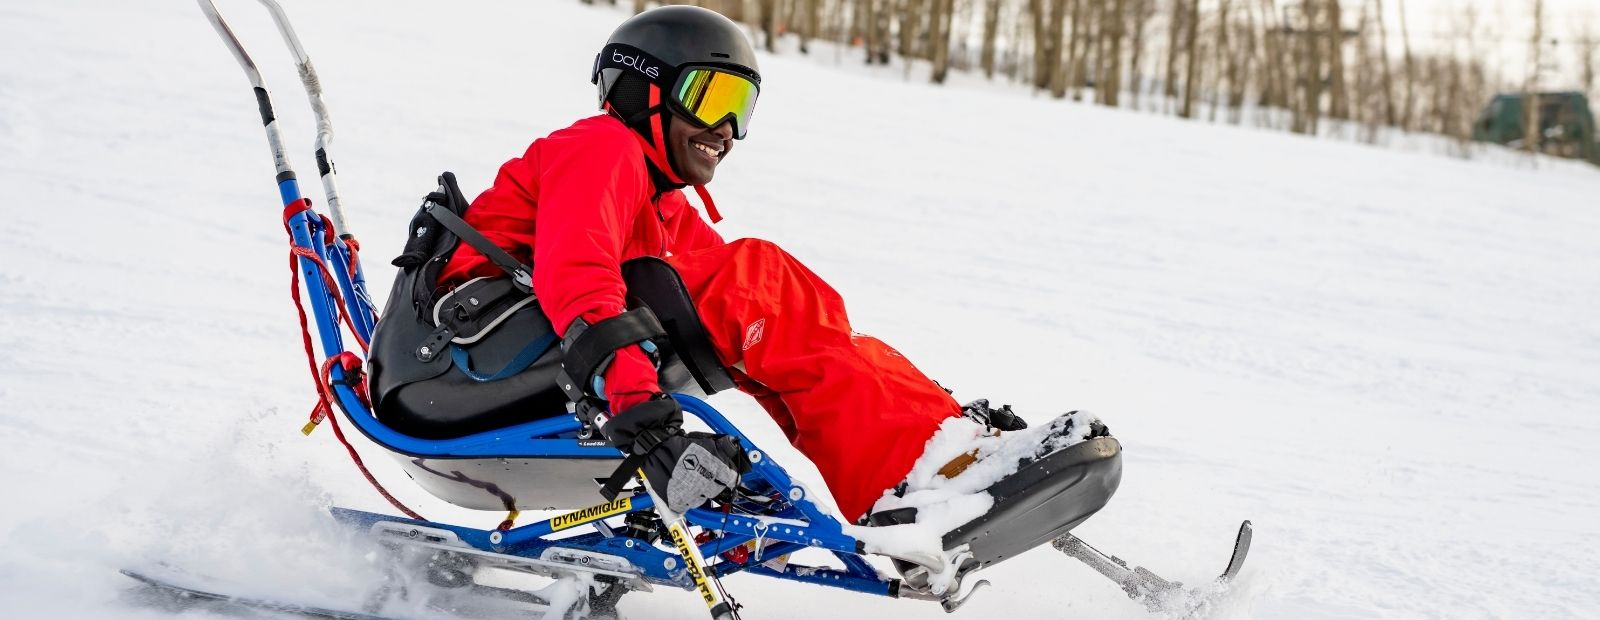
[645, 85, 686, 186]
[608, 99, 726, 224]
[694, 184, 723, 223]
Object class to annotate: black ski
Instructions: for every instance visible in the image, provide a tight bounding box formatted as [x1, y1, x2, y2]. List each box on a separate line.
[121, 569, 411, 620]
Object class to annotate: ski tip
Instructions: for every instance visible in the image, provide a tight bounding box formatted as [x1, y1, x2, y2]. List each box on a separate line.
[1220, 520, 1253, 581]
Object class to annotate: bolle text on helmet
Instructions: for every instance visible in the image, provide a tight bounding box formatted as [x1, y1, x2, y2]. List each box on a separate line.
[613, 50, 661, 80]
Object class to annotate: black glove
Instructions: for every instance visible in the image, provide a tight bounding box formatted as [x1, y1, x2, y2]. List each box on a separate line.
[642, 431, 751, 512]
[601, 394, 751, 512]
[600, 393, 684, 456]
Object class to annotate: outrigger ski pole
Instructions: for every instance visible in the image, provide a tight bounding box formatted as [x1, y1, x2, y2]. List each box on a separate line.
[197, 0, 376, 344]
[638, 469, 741, 620]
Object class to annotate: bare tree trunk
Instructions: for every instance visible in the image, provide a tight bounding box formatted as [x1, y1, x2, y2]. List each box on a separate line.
[1013, 3, 1034, 82]
[1525, 0, 1544, 155]
[898, 0, 915, 59]
[1325, 0, 1348, 120]
[1397, 0, 1415, 130]
[1165, 0, 1186, 103]
[758, 0, 779, 52]
[1047, 0, 1071, 95]
[861, 0, 876, 63]
[981, 0, 1003, 78]
[1061, 0, 1087, 99]
[1101, 0, 1127, 106]
[930, 0, 956, 82]
[1212, 0, 1233, 121]
[1353, 1, 1380, 141]
[906, 0, 934, 60]
[1373, 0, 1395, 126]
[1127, 0, 1154, 108]
[799, 0, 820, 53]
[1179, 0, 1201, 117]
[1257, 0, 1285, 114]
[1030, 0, 1052, 88]
[1229, 0, 1253, 123]
[877, 0, 896, 63]
[1291, 0, 1323, 134]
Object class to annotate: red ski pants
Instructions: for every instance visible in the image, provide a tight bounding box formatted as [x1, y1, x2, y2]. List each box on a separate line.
[666, 239, 961, 521]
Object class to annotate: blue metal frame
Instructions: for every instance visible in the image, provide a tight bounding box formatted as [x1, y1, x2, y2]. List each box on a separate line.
[214, 0, 904, 605]
[279, 183, 901, 601]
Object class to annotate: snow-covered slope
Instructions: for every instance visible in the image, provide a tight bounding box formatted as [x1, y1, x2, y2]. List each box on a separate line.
[2, 1, 1598, 619]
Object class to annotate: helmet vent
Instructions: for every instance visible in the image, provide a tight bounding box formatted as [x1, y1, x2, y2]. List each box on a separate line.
[711, 52, 731, 58]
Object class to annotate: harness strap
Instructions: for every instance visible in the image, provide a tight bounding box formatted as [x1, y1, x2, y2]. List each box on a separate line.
[556, 307, 667, 403]
[598, 423, 675, 500]
[601, 454, 647, 501]
[424, 199, 532, 292]
[450, 331, 558, 383]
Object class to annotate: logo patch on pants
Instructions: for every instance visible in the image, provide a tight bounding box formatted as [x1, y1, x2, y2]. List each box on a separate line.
[742, 318, 766, 351]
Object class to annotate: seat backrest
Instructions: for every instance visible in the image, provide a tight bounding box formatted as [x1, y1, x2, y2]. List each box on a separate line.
[371, 255, 733, 440]
[622, 257, 735, 396]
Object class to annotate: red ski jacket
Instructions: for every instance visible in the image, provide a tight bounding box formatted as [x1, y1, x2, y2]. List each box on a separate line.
[439, 114, 725, 410]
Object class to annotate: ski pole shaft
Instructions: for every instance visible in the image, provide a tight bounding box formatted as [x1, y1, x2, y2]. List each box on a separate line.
[637, 470, 737, 620]
[197, 0, 293, 181]
[252, 0, 375, 338]
[198, 0, 352, 356]
[200, 0, 376, 340]
[255, 0, 353, 240]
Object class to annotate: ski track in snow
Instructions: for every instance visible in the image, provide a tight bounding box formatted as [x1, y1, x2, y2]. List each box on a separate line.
[2, 0, 1599, 619]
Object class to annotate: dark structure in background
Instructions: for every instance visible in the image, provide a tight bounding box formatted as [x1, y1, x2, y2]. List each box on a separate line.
[1474, 92, 1599, 165]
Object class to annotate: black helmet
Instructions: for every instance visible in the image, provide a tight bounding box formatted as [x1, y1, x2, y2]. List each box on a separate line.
[589, 6, 759, 218]
[592, 6, 761, 114]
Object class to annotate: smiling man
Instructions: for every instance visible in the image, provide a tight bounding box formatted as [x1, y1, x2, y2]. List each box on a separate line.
[438, 6, 1067, 524]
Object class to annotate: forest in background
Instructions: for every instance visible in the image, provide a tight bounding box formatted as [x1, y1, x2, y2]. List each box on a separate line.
[589, 0, 1599, 159]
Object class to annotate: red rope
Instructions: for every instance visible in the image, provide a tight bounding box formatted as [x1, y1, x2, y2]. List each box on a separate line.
[318, 354, 424, 521]
[281, 200, 420, 521]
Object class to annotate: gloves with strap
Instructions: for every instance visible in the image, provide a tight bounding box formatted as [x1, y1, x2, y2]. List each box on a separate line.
[601, 394, 751, 512]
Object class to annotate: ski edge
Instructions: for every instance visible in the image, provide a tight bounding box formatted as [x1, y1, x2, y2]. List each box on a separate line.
[120, 568, 405, 620]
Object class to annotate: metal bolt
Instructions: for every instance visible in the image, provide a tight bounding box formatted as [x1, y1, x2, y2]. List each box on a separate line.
[468, 297, 479, 306]
[489, 531, 503, 545]
[419, 346, 433, 356]
[664, 557, 678, 570]
[749, 450, 763, 463]
[789, 487, 804, 501]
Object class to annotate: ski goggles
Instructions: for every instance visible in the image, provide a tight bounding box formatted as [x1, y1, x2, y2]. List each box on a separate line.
[670, 66, 760, 139]
[594, 44, 761, 139]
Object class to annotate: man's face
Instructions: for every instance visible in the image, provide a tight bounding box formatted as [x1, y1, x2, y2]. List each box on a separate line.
[668, 112, 734, 185]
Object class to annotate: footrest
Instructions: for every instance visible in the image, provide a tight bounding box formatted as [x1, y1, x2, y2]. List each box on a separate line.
[944, 436, 1123, 570]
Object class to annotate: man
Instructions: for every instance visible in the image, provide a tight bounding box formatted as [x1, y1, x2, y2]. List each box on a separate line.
[440, 6, 1055, 523]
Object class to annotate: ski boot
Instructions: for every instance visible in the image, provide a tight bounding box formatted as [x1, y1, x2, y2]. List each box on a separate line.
[869, 401, 1122, 586]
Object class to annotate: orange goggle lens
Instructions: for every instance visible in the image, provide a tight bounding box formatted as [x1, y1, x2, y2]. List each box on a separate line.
[674, 68, 759, 139]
